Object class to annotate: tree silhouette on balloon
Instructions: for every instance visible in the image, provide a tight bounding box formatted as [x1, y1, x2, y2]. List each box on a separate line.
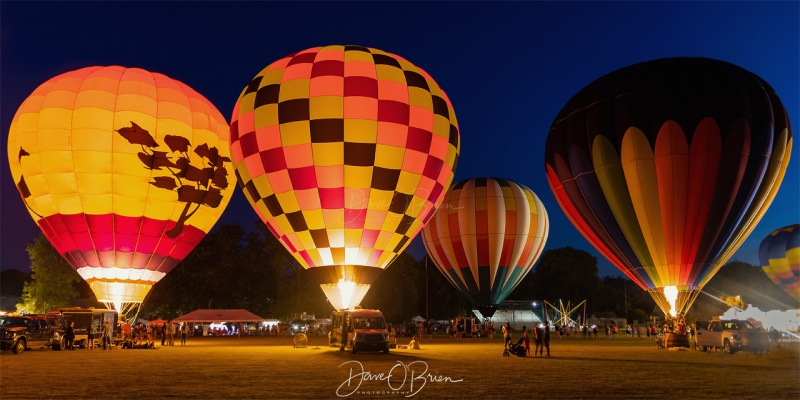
[15, 122, 231, 239]
[14, 148, 40, 218]
[117, 121, 231, 238]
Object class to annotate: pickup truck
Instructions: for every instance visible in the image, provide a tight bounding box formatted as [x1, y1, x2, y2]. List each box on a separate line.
[695, 319, 769, 354]
[1, 314, 66, 354]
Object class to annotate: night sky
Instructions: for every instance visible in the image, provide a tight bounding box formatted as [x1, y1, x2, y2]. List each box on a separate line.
[2, 1, 798, 279]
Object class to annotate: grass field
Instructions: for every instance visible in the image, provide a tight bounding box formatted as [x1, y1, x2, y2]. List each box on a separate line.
[1, 335, 797, 399]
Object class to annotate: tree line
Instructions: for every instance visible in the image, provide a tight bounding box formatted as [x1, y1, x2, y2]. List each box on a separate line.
[8, 223, 798, 323]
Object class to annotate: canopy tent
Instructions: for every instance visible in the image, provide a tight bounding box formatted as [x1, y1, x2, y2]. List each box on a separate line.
[172, 309, 265, 323]
[148, 318, 165, 326]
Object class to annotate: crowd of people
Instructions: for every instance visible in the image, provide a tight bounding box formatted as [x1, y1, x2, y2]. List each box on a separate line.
[503, 321, 551, 357]
[74, 316, 116, 350]
[76, 318, 191, 350]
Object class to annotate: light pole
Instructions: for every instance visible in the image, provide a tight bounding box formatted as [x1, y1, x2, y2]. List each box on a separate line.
[624, 279, 628, 324]
[425, 255, 429, 320]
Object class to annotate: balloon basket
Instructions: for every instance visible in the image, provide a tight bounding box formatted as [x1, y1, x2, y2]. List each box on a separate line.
[663, 332, 689, 349]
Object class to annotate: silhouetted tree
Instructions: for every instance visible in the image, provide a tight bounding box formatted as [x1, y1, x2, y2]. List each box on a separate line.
[17, 235, 80, 313]
[528, 247, 603, 312]
[142, 222, 330, 320]
[362, 252, 422, 322]
[597, 276, 656, 323]
[422, 257, 473, 320]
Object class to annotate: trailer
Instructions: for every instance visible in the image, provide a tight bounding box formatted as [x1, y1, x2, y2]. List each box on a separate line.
[47, 307, 117, 348]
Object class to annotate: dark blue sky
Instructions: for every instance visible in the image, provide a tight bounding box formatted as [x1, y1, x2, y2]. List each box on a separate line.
[2, 1, 798, 279]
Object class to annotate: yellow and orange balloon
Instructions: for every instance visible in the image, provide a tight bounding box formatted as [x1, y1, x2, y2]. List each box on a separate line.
[230, 45, 460, 310]
[7, 66, 235, 312]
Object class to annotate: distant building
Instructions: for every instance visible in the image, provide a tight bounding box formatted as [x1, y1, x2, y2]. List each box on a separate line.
[587, 312, 625, 328]
[473, 300, 544, 329]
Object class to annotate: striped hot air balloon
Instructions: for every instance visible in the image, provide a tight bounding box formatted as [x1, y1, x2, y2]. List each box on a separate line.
[229, 45, 460, 310]
[545, 57, 792, 317]
[759, 224, 800, 302]
[7, 66, 235, 313]
[421, 177, 549, 317]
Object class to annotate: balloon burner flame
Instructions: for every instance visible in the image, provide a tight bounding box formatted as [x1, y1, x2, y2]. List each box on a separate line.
[664, 286, 679, 317]
[337, 278, 356, 310]
[320, 279, 371, 310]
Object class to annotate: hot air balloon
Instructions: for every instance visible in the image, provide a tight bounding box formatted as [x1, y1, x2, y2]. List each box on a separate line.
[544, 57, 792, 318]
[421, 178, 549, 318]
[759, 224, 800, 302]
[230, 45, 460, 310]
[7, 66, 235, 314]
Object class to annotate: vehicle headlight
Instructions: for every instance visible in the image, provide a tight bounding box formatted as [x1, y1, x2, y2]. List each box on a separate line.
[383, 332, 389, 339]
[731, 334, 741, 341]
[1, 330, 11, 339]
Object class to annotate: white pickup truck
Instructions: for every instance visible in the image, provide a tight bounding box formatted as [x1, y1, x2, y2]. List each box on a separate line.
[695, 319, 769, 354]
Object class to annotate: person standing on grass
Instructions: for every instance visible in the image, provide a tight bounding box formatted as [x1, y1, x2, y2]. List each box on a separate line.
[87, 322, 95, 350]
[121, 319, 132, 344]
[181, 322, 188, 346]
[167, 320, 176, 346]
[533, 323, 544, 357]
[102, 317, 112, 350]
[64, 321, 76, 350]
[522, 326, 530, 356]
[502, 322, 512, 349]
[543, 321, 551, 356]
[147, 322, 155, 348]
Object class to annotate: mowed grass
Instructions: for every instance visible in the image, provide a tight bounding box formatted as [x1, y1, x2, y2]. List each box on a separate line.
[1, 335, 797, 399]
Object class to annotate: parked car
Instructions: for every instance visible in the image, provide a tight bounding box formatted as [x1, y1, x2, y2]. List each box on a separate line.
[1, 314, 67, 354]
[695, 319, 770, 354]
[290, 319, 308, 335]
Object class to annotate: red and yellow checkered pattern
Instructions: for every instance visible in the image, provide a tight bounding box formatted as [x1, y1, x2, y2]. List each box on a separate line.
[230, 45, 460, 283]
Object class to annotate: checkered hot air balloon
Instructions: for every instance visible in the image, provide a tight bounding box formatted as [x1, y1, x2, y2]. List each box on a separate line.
[421, 178, 549, 318]
[544, 57, 792, 318]
[759, 224, 800, 303]
[7, 66, 235, 313]
[230, 45, 460, 310]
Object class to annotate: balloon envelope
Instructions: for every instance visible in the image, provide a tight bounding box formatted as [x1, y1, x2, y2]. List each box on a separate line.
[7, 66, 235, 311]
[759, 224, 800, 302]
[422, 178, 549, 317]
[544, 57, 792, 317]
[229, 45, 460, 309]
